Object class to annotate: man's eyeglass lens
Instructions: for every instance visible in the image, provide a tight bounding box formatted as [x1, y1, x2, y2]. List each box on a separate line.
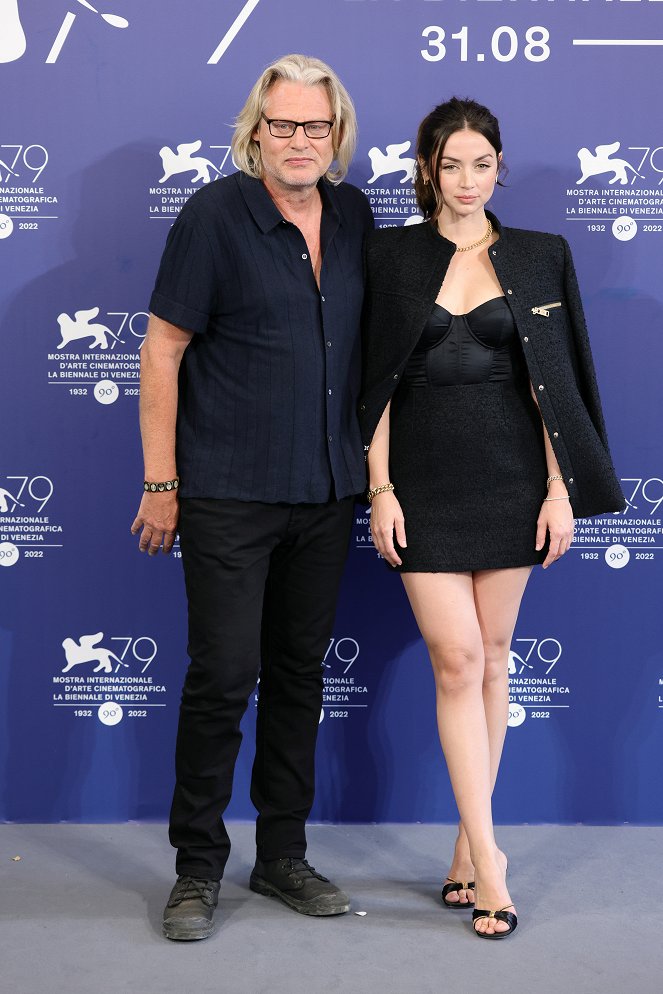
[263, 117, 333, 139]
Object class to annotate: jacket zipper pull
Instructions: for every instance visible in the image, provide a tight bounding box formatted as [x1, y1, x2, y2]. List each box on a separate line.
[532, 302, 562, 317]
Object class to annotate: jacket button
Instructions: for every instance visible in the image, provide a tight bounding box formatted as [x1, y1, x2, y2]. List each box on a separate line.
[360, 403, 366, 411]
[507, 289, 513, 295]
[538, 384, 544, 391]
[523, 336, 529, 343]
[393, 373, 398, 379]
[553, 431, 559, 438]
[568, 478, 574, 484]
[492, 250, 497, 257]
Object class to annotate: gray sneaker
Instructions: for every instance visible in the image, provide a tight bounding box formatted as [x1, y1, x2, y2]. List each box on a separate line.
[162, 875, 220, 941]
[249, 857, 350, 916]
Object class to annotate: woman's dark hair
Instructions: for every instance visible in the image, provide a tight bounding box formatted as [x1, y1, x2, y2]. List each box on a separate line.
[414, 97, 505, 221]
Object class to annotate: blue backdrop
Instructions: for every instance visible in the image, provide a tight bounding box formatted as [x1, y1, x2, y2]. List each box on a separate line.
[1, 0, 662, 825]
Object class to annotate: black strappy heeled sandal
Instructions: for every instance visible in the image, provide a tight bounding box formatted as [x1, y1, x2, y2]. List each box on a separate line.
[441, 878, 475, 909]
[472, 904, 518, 939]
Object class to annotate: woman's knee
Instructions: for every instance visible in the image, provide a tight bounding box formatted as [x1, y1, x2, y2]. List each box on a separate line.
[482, 637, 511, 685]
[429, 643, 484, 694]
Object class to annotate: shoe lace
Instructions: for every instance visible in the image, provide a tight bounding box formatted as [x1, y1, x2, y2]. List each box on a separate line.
[285, 858, 329, 883]
[172, 876, 217, 906]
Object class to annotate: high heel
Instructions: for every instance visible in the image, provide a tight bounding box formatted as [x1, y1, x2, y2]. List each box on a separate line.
[472, 904, 518, 939]
[441, 878, 475, 909]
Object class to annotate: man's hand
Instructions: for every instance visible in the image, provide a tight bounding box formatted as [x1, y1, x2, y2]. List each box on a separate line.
[131, 492, 179, 555]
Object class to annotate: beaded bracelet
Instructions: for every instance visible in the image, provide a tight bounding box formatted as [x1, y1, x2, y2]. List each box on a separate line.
[144, 478, 179, 493]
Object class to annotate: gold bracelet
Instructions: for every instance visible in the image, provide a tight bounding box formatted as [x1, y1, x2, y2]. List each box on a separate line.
[546, 475, 564, 490]
[367, 483, 394, 503]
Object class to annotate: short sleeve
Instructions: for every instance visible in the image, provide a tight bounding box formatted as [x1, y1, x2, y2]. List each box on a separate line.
[149, 207, 217, 334]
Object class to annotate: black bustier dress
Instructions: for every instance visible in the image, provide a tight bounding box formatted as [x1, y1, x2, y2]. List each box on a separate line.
[388, 296, 549, 571]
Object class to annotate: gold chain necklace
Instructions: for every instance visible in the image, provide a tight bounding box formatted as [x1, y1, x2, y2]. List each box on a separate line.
[450, 218, 493, 253]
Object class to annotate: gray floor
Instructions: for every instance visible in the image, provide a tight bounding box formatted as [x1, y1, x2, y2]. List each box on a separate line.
[1, 822, 660, 994]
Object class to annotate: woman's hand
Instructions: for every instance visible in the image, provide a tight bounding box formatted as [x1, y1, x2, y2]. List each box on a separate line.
[536, 497, 574, 569]
[370, 491, 407, 567]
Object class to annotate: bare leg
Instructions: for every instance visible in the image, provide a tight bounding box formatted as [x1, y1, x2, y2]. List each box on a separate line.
[401, 567, 531, 934]
[475, 566, 531, 787]
[448, 568, 531, 905]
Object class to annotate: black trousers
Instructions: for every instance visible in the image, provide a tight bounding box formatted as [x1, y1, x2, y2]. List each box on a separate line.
[170, 496, 355, 881]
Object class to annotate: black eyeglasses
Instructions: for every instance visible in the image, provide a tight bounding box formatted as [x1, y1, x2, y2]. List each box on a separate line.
[261, 114, 335, 139]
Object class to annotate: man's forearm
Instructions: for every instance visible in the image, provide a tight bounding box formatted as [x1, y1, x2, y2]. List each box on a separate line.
[139, 317, 192, 480]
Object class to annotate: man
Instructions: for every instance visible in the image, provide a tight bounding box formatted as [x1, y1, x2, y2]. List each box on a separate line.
[131, 54, 373, 941]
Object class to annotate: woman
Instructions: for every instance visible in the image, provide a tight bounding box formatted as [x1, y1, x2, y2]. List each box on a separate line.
[359, 98, 624, 939]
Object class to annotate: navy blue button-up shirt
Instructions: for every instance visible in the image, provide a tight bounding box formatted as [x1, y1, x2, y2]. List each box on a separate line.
[150, 171, 374, 503]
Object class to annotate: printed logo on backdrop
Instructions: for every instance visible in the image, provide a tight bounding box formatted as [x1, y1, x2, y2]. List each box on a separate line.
[321, 636, 368, 722]
[0, 1, 126, 239]
[573, 476, 663, 569]
[0, 1, 128, 65]
[508, 637, 569, 728]
[363, 141, 422, 228]
[46, 306, 147, 404]
[147, 137, 236, 219]
[353, 503, 375, 553]
[207, 0, 261, 65]
[52, 632, 167, 725]
[0, 474, 61, 567]
[565, 140, 663, 241]
[253, 635, 369, 724]
[0, 143, 58, 240]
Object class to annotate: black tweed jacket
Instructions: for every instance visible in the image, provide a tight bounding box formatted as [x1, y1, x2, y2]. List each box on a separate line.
[359, 212, 625, 519]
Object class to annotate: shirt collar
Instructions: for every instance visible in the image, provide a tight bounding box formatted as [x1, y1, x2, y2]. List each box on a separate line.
[238, 171, 341, 233]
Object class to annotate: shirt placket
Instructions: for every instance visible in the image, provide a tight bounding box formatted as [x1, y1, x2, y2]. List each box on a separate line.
[319, 211, 340, 465]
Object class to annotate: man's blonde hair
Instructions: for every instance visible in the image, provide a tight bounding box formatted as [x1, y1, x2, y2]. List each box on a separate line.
[232, 54, 358, 185]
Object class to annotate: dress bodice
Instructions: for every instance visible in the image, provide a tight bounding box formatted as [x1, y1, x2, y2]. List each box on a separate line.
[402, 296, 525, 387]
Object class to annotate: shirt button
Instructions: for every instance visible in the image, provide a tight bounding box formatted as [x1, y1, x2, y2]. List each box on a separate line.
[538, 384, 544, 391]
[321, 295, 326, 302]
[328, 434, 333, 442]
[360, 403, 366, 411]
[553, 431, 559, 438]
[507, 289, 513, 295]
[302, 253, 308, 260]
[523, 336, 529, 343]
[328, 388, 332, 395]
[326, 341, 332, 348]
[393, 373, 398, 380]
